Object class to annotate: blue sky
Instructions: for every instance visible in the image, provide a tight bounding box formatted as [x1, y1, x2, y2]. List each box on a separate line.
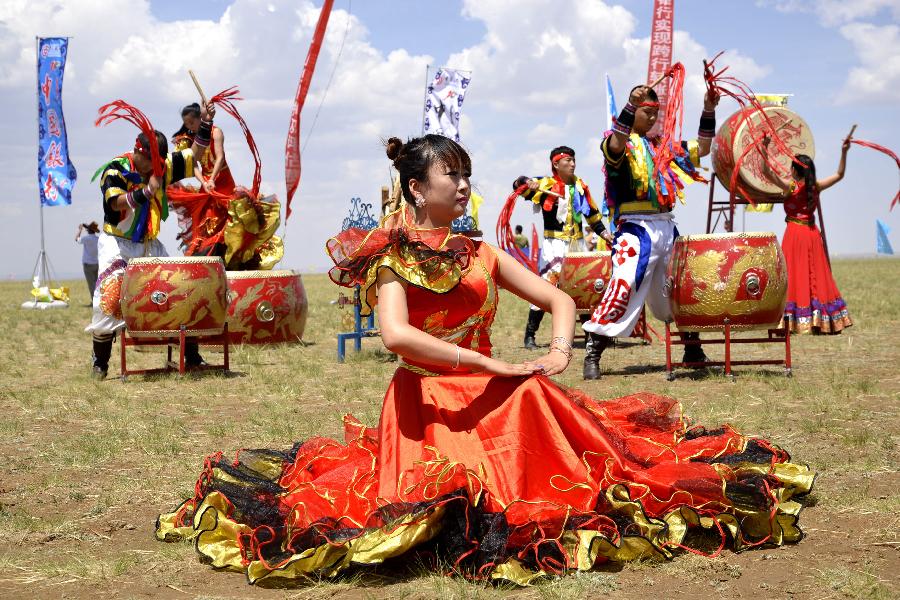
[0, 0, 897, 280]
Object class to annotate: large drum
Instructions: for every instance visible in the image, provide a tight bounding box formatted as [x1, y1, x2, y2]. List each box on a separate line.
[712, 106, 815, 204]
[121, 256, 227, 337]
[225, 270, 308, 344]
[558, 252, 612, 312]
[667, 233, 787, 331]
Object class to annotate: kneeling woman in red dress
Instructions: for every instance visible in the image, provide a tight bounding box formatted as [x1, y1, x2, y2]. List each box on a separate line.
[764, 136, 853, 334]
[157, 135, 815, 585]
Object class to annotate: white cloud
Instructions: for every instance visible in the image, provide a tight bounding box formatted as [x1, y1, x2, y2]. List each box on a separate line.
[837, 22, 900, 104]
[757, 0, 900, 27]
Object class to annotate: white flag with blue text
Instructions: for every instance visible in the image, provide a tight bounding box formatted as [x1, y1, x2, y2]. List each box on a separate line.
[423, 68, 471, 142]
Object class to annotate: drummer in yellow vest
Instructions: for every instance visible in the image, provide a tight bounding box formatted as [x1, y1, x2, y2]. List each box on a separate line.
[85, 102, 217, 380]
[512, 146, 614, 349]
[582, 85, 719, 379]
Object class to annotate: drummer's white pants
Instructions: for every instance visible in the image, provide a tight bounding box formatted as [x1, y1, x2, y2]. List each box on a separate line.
[85, 233, 168, 337]
[531, 236, 586, 311]
[583, 214, 676, 337]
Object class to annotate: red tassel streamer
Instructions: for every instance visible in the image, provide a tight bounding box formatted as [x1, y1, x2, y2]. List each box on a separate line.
[496, 184, 538, 273]
[95, 100, 165, 178]
[651, 62, 687, 196]
[849, 139, 900, 210]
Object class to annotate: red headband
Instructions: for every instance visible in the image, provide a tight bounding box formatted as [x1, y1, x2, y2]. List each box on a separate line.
[551, 153, 574, 164]
[134, 136, 148, 156]
[640, 101, 660, 108]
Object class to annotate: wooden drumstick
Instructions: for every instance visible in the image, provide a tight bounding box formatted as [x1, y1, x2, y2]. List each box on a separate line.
[649, 71, 668, 89]
[188, 69, 208, 106]
[846, 124, 857, 141]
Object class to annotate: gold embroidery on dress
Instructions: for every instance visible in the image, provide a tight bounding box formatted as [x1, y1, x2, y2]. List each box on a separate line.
[419, 256, 497, 351]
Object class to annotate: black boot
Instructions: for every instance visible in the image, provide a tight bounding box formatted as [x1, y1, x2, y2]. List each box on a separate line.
[524, 309, 545, 349]
[91, 334, 114, 380]
[681, 332, 708, 365]
[184, 341, 207, 368]
[583, 333, 610, 380]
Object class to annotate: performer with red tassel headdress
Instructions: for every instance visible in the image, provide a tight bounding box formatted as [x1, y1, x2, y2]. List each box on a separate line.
[508, 146, 613, 350]
[84, 100, 217, 380]
[582, 64, 717, 380]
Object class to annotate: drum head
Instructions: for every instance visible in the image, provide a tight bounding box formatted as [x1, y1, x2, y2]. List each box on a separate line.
[733, 107, 815, 196]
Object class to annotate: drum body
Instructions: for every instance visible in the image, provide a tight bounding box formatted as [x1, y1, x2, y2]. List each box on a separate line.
[558, 252, 612, 312]
[712, 106, 815, 204]
[225, 270, 308, 344]
[667, 233, 787, 331]
[122, 257, 227, 337]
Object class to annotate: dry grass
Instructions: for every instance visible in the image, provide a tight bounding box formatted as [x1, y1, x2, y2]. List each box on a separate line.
[0, 257, 897, 599]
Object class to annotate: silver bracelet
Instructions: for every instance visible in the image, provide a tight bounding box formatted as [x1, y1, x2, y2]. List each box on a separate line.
[550, 336, 573, 351]
[453, 345, 461, 369]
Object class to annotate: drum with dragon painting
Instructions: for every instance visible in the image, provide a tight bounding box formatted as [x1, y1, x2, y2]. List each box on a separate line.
[225, 270, 308, 344]
[712, 106, 815, 204]
[558, 252, 612, 313]
[666, 233, 787, 331]
[121, 256, 228, 337]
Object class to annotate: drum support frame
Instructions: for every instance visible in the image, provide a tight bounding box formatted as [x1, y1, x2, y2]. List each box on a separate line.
[337, 285, 378, 362]
[664, 321, 791, 380]
[120, 324, 230, 380]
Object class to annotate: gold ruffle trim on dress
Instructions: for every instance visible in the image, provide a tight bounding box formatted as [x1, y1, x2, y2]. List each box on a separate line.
[157, 457, 814, 587]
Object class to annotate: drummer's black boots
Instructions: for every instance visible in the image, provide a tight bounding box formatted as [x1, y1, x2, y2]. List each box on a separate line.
[184, 342, 207, 369]
[91, 333, 114, 380]
[583, 333, 610, 380]
[524, 309, 544, 349]
[681, 332, 708, 365]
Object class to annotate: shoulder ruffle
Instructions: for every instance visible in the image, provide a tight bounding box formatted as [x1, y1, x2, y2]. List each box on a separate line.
[326, 207, 476, 315]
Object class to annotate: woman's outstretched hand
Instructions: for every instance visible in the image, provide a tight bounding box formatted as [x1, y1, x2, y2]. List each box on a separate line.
[524, 351, 570, 376]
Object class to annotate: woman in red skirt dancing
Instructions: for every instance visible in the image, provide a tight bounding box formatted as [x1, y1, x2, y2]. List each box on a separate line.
[763, 135, 853, 334]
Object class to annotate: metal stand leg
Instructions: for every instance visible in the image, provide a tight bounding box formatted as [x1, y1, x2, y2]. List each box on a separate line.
[724, 322, 734, 380]
[665, 322, 674, 381]
[179, 326, 186, 376]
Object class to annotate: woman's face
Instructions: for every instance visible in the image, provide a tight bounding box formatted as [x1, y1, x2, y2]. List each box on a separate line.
[182, 113, 201, 134]
[411, 160, 471, 227]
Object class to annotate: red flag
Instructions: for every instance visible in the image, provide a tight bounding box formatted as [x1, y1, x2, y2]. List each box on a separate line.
[646, 0, 674, 137]
[530, 224, 540, 271]
[285, 0, 335, 222]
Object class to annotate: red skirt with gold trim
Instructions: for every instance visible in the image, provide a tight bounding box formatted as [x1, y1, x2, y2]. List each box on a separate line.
[157, 370, 814, 585]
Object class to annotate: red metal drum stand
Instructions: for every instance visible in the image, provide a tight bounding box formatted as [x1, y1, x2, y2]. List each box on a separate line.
[119, 324, 230, 380]
[664, 320, 791, 381]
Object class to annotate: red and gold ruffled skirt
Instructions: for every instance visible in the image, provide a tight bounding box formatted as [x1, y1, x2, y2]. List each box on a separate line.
[157, 370, 814, 586]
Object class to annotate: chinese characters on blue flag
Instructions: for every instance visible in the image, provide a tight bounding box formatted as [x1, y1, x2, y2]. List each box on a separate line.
[37, 37, 76, 206]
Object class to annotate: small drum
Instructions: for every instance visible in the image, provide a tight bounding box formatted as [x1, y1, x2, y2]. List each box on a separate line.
[226, 270, 308, 344]
[667, 232, 787, 331]
[558, 252, 612, 312]
[121, 256, 227, 337]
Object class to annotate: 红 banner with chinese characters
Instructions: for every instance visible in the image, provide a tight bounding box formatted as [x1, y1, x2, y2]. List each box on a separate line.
[423, 68, 471, 142]
[646, 0, 673, 137]
[37, 37, 76, 206]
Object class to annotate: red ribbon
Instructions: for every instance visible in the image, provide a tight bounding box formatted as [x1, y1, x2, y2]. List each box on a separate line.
[208, 86, 262, 199]
[849, 139, 900, 210]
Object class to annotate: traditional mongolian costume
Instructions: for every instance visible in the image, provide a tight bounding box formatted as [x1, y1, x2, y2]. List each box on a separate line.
[157, 205, 814, 585]
[85, 101, 213, 377]
[513, 149, 607, 348]
[780, 181, 851, 334]
[582, 77, 713, 378]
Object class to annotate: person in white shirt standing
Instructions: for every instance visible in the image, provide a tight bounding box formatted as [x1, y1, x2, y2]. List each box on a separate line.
[75, 221, 100, 301]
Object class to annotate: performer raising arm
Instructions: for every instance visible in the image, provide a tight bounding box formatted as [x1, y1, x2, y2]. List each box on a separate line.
[761, 134, 853, 334]
[85, 101, 217, 379]
[582, 79, 718, 379]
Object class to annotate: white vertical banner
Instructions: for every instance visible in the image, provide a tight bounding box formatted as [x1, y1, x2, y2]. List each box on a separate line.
[422, 67, 471, 142]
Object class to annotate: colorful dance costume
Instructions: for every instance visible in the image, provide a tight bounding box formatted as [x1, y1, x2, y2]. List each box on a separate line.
[781, 182, 852, 334]
[85, 114, 213, 377]
[157, 206, 814, 585]
[513, 154, 607, 347]
[581, 100, 712, 377]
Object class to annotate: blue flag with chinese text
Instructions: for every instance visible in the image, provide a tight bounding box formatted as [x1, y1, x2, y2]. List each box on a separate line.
[37, 37, 77, 206]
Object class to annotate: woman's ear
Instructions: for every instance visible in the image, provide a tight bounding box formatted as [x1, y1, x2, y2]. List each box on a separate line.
[408, 178, 422, 197]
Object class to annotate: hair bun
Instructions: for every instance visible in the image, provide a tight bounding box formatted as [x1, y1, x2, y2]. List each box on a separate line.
[385, 136, 404, 161]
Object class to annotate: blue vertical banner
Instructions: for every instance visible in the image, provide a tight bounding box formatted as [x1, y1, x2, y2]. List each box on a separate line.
[37, 37, 77, 206]
[876, 219, 894, 255]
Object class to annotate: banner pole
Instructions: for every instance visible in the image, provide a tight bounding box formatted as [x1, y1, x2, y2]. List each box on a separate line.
[421, 64, 429, 136]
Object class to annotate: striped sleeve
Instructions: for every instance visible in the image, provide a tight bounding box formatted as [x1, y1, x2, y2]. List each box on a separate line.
[100, 169, 128, 206]
[601, 136, 626, 168]
[166, 148, 195, 185]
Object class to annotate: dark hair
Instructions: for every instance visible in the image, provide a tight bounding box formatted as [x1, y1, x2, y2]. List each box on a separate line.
[83, 221, 99, 234]
[137, 130, 168, 159]
[172, 103, 202, 139]
[630, 85, 659, 102]
[792, 154, 818, 210]
[385, 134, 471, 204]
[514, 225, 523, 234]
